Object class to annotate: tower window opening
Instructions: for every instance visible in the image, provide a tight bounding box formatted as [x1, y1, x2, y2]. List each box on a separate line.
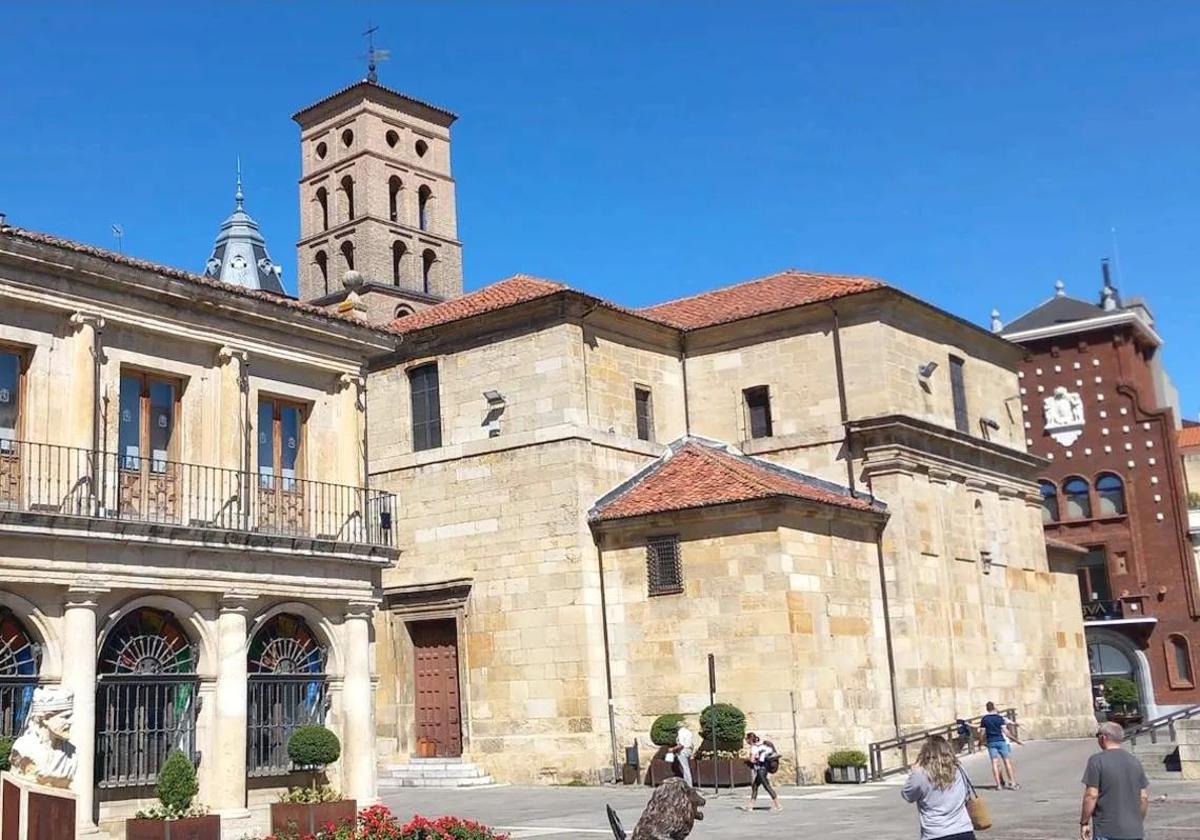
[340, 240, 355, 272]
[341, 128, 353, 148]
[392, 241, 407, 286]
[421, 249, 436, 293]
[314, 250, 329, 295]
[340, 176, 355, 221]
[418, 185, 432, 231]
[389, 176, 403, 222]
[315, 187, 329, 231]
[386, 130, 399, 148]
[315, 141, 327, 160]
[415, 139, 429, 158]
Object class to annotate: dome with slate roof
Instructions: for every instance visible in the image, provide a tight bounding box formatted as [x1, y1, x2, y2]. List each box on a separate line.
[203, 170, 285, 295]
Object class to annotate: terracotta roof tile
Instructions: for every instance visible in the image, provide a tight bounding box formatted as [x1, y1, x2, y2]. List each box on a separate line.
[1179, 425, 1200, 450]
[291, 79, 457, 123]
[590, 438, 882, 522]
[637, 269, 884, 330]
[389, 275, 568, 333]
[2, 227, 391, 334]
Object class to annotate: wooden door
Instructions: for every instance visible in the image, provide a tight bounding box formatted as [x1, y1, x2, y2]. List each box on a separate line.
[410, 619, 462, 758]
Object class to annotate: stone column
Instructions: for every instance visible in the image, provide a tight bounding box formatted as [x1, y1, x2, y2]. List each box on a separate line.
[211, 595, 254, 816]
[63, 587, 104, 834]
[341, 602, 377, 804]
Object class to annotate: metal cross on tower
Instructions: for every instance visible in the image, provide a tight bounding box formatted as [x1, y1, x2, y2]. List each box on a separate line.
[363, 22, 390, 83]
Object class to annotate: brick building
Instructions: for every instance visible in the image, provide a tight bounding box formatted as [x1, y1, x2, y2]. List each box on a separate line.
[1000, 271, 1199, 718]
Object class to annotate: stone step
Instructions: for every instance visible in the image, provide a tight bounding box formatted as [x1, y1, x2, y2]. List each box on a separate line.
[384, 766, 488, 779]
[378, 757, 494, 788]
[379, 775, 496, 788]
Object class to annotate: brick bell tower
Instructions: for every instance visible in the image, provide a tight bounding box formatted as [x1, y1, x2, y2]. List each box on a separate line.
[292, 64, 463, 319]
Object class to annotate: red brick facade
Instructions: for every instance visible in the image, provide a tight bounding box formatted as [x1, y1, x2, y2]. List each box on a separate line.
[1008, 308, 1199, 714]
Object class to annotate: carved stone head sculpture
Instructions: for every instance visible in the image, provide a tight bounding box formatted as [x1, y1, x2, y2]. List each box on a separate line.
[9, 686, 78, 788]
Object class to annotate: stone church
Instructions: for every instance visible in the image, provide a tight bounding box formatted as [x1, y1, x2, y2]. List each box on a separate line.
[0, 67, 1099, 839]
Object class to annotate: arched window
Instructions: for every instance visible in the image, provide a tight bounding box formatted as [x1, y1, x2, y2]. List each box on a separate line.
[389, 176, 403, 222]
[315, 187, 329, 231]
[392, 241, 407, 286]
[340, 175, 355, 221]
[1096, 473, 1126, 516]
[314, 250, 329, 295]
[0, 608, 40, 737]
[1039, 480, 1059, 524]
[394, 305, 414, 319]
[418, 185, 432, 231]
[248, 613, 328, 775]
[97, 607, 198, 787]
[1063, 476, 1091, 519]
[1167, 634, 1194, 687]
[422, 249, 436, 293]
[340, 240, 355, 273]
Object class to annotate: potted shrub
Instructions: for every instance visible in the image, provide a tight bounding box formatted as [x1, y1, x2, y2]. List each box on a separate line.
[0, 735, 13, 771]
[270, 725, 356, 836]
[1104, 677, 1142, 726]
[827, 749, 868, 784]
[645, 713, 686, 785]
[126, 750, 219, 840]
[694, 704, 752, 787]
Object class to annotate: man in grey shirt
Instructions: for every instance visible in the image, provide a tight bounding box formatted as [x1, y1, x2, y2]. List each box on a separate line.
[1080, 721, 1149, 840]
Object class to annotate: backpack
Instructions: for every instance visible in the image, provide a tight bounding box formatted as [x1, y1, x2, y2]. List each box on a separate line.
[763, 740, 781, 774]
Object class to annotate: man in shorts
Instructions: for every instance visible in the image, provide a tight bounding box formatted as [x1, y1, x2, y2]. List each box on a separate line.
[1080, 721, 1149, 840]
[978, 701, 1023, 789]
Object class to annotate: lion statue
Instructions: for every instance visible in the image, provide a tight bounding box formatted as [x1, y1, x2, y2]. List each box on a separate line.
[8, 687, 77, 788]
[607, 778, 706, 840]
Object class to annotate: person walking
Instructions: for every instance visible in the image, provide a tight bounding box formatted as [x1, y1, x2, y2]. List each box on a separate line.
[955, 716, 975, 755]
[740, 732, 782, 813]
[901, 735, 976, 840]
[668, 719, 695, 787]
[978, 701, 1023, 789]
[1079, 721, 1149, 840]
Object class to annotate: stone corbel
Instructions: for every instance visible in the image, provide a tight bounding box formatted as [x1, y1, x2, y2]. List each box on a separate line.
[68, 311, 105, 332]
[217, 346, 250, 390]
[344, 599, 379, 621]
[219, 591, 259, 615]
[963, 478, 989, 495]
[926, 466, 953, 486]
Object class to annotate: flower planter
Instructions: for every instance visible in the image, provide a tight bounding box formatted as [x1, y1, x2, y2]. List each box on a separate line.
[694, 758, 753, 787]
[270, 800, 357, 835]
[126, 815, 221, 840]
[827, 765, 868, 784]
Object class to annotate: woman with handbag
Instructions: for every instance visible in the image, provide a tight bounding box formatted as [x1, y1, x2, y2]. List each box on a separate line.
[901, 735, 988, 840]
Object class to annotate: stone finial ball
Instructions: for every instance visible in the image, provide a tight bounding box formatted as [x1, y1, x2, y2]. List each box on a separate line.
[342, 269, 364, 291]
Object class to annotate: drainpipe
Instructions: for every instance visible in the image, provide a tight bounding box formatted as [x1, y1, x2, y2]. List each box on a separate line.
[679, 332, 691, 437]
[868, 477, 901, 738]
[241, 355, 252, 531]
[593, 529, 622, 782]
[829, 306, 856, 495]
[70, 312, 105, 511]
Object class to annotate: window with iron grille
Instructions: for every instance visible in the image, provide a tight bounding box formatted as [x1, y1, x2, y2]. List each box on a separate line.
[743, 385, 773, 439]
[949, 355, 968, 433]
[635, 387, 654, 442]
[96, 607, 198, 788]
[409, 363, 442, 452]
[646, 535, 683, 596]
[0, 607, 39, 738]
[247, 613, 329, 775]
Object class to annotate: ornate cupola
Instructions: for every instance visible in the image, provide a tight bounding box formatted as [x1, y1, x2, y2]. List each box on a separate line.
[203, 169, 285, 295]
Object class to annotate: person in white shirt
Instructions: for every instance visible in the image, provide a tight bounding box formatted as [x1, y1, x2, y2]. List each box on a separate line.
[669, 719, 695, 787]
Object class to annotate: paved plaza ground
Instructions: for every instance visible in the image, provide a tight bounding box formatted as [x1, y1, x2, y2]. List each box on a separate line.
[380, 740, 1200, 839]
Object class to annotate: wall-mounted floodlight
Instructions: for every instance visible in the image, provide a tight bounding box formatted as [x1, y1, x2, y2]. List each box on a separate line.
[917, 361, 939, 380]
[483, 390, 506, 406]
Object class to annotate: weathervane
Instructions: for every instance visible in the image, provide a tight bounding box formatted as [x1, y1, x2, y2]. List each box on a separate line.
[362, 22, 390, 83]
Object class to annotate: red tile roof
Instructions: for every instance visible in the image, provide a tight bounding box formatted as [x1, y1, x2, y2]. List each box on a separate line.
[292, 79, 457, 123]
[590, 438, 881, 522]
[1045, 536, 1087, 555]
[637, 269, 884, 330]
[1179, 425, 1200, 450]
[390, 275, 568, 334]
[2, 227, 391, 334]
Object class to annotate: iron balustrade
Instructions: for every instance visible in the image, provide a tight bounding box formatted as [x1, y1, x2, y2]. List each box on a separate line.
[0, 676, 37, 737]
[96, 674, 199, 788]
[867, 708, 1018, 780]
[247, 674, 329, 776]
[0, 440, 394, 547]
[1127, 702, 1200, 746]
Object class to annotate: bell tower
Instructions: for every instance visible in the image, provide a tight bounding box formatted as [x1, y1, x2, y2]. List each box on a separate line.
[292, 76, 462, 316]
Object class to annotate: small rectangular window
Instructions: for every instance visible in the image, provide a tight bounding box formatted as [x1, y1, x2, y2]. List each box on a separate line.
[635, 387, 654, 442]
[0, 349, 23, 450]
[949, 356, 968, 434]
[743, 385, 773, 439]
[118, 372, 178, 473]
[409, 363, 442, 452]
[646, 535, 683, 596]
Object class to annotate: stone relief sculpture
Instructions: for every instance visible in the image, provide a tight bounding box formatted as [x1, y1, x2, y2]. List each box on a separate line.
[8, 686, 77, 788]
[607, 779, 706, 840]
[1043, 386, 1085, 446]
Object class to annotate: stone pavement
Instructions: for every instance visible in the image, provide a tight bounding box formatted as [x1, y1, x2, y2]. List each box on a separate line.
[380, 740, 1200, 839]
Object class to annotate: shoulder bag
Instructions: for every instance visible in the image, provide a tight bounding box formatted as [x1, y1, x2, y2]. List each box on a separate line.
[960, 767, 992, 831]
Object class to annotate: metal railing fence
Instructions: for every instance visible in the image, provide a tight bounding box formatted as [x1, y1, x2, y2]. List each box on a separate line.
[867, 708, 1018, 780]
[96, 674, 198, 788]
[247, 674, 329, 776]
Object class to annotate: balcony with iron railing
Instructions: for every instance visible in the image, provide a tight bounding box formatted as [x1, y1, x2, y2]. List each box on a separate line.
[0, 440, 395, 555]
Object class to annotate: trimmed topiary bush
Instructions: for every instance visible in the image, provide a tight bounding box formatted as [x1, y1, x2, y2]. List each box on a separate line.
[288, 725, 341, 768]
[1105, 676, 1139, 710]
[699, 703, 746, 753]
[650, 714, 686, 747]
[827, 749, 868, 768]
[156, 750, 199, 813]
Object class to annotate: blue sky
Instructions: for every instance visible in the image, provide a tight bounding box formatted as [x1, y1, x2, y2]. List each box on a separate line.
[2, 3, 1198, 416]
